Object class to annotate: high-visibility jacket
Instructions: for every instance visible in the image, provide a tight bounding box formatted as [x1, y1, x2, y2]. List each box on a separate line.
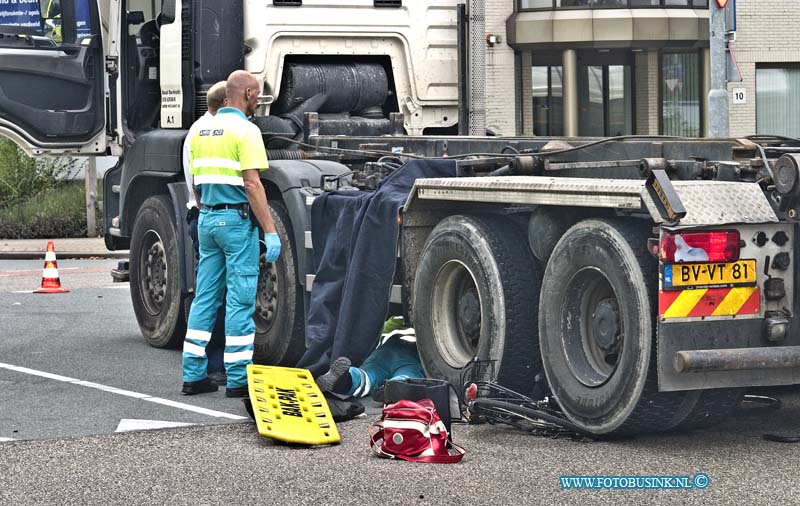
[189, 107, 268, 207]
[182, 111, 212, 209]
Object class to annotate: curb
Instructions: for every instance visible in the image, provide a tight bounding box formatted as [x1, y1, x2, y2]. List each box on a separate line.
[0, 251, 129, 260]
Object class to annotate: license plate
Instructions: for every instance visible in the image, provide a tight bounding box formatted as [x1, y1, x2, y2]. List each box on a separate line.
[663, 260, 757, 290]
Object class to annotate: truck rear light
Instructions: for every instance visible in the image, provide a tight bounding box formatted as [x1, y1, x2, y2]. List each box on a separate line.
[660, 230, 740, 264]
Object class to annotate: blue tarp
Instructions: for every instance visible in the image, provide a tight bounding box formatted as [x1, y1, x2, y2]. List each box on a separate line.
[297, 158, 457, 376]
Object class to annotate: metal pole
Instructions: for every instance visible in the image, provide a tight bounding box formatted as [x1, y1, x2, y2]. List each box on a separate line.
[562, 49, 578, 137]
[85, 157, 97, 237]
[457, 3, 469, 136]
[701, 48, 711, 137]
[707, 4, 729, 137]
[468, 0, 486, 136]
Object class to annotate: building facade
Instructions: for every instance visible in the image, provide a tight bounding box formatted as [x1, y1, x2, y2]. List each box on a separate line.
[482, 0, 799, 139]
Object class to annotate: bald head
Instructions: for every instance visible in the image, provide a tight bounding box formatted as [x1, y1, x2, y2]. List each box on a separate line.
[226, 70, 260, 117]
[206, 81, 227, 114]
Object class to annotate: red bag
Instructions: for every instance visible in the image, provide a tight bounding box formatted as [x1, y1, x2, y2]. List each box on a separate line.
[369, 398, 466, 464]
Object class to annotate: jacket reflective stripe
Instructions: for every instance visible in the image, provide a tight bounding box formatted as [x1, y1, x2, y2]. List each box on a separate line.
[192, 158, 242, 171]
[194, 174, 245, 186]
[191, 165, 243, 178]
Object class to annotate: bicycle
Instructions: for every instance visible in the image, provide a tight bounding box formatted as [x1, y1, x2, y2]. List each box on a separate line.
[459, 359, 595, 440]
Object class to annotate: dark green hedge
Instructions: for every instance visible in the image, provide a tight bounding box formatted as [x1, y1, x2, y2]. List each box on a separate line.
[0, 181, 100, 239]
[0, 140, 100, 239]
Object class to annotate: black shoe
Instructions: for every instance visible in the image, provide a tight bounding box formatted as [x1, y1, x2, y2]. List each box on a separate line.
[317, 357, 351, 393]
[208, 371, 227, 386]
[226, 385, 249, 398]
[181, 377, 219, 395]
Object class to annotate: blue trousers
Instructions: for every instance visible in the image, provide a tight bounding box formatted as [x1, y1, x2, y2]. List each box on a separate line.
[187, 213, 224, 374]
[345, 340, 424, 398]
[182, 208, 259, 388]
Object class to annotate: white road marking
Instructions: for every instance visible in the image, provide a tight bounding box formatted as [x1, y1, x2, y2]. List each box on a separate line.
[115, 419, 195, 433]
[0, 362, 246, 420]
[0, 437, 15, 442]
[145, 398, 239, 418]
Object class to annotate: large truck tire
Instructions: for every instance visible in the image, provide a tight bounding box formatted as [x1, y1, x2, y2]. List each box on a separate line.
[253, 200, 306, 366]
[413, 214, 542, 395]
[673, 388, 745, 431]
[129, 195, 187, 348]
[539, 218, 688, 435]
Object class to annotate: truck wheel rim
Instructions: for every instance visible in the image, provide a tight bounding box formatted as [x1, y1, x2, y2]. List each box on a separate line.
[561, 267, 623, 387]
[255, 255, 278, 331]
[431, 260, 482, 369]
[140, 230, 167, 316]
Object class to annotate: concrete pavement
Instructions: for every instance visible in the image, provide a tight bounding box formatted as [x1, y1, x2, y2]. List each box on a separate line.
[0, 237, 128, 260]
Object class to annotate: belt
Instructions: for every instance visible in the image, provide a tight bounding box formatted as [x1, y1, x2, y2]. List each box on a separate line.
[205, 203, 248, 211]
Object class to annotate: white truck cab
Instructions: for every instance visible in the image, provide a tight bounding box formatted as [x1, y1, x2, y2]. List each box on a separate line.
[0, 0, 459, 157]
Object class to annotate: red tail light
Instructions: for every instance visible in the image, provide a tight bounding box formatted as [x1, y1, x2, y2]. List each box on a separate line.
[660, 230, 740, 264]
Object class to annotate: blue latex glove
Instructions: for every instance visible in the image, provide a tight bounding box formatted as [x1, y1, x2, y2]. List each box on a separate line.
[264, 232, 281, 263]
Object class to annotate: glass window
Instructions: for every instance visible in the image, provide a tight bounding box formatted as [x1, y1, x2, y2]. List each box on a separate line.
[608, 65, 633, 136]
[532, 65, 564, 136]
[661, 52, 701, 137]
[629, 0, 659, 5]
[757, 66, 800, 137]
[534, 60, 632, 137]
[579, 66, 605, 136]
[533, 67, 549, 136]
[557, 0, 586, 6]
[0, 0, 42, 34]
[550, 67, 564, 135]
[520, 0, 554, 8]
[0, 0, 93, 45]
[558, 0, 626, 6]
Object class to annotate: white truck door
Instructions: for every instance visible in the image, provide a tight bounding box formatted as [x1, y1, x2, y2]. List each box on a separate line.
[0, 0, 106, 156]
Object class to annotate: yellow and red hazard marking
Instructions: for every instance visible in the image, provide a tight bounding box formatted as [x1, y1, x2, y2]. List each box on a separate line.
[659, 286, 760, 319]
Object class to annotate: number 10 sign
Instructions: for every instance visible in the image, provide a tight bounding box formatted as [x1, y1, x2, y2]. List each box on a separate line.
[732, 88, 746, 104]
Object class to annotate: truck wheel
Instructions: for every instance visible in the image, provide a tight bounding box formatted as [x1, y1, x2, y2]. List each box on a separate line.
[539, 219, 687, 435]
[673, 388, 745, 430]
[253, 200, 305, 366]
[413, 215, 542, 394]
[129, 195, 186, 348]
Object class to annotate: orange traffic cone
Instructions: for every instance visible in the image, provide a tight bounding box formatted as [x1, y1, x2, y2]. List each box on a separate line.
[34, 241, 69, 294]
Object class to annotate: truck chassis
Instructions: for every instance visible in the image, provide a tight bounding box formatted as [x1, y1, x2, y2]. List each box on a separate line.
[104, 129, 800, 435]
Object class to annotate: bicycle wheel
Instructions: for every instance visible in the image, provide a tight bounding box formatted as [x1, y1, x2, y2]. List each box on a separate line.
[471, 398, 595, 439]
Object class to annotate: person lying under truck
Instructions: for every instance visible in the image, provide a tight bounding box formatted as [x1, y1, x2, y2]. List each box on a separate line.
[317, 316, 424, 399]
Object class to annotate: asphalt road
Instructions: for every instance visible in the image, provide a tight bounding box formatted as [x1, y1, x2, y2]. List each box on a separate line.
[0, 259, 250, 441]
[3, 259, 800, 505]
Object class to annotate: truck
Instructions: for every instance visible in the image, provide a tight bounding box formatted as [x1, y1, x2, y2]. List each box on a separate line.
[1, 0, 799, 436]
